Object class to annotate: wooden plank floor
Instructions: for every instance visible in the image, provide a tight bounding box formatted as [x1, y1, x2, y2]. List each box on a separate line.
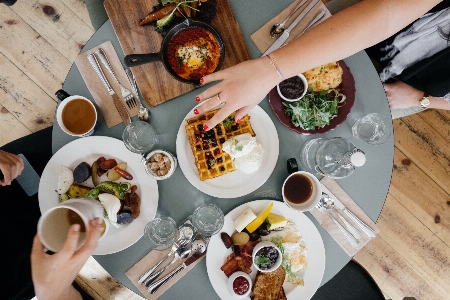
[1, 2, 449, 300]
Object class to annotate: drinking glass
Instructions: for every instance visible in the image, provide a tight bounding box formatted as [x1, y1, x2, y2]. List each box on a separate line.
[191, 204, 224, 237]
[352, 113, 391, 145]
[144, 217, 176, 250]
[122, 121, 157, 154]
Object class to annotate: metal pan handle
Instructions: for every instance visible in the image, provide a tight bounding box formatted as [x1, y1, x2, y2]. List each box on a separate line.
[124, 53, 161, 67]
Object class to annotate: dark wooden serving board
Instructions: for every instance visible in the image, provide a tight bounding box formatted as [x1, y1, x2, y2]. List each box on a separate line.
[104, 0, 252, 107]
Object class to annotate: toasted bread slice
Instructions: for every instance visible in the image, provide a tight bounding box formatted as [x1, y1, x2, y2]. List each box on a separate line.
[251, 266, 286, 300]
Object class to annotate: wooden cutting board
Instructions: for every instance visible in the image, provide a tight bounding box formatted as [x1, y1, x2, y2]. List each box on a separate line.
[104, 0, 252, 107]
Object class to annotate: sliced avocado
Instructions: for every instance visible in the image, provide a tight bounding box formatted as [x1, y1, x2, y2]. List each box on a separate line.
[85, 181, 126, 200]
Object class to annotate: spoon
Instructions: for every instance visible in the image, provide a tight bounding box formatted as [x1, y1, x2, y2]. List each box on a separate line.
[148, 238, 207, 294]
[321, 193, 362, 239]
[139, 225, 193, 285]
[270, 0, 307, 38]
[144, 244, 192, 286]
[125, 68, 151, 123]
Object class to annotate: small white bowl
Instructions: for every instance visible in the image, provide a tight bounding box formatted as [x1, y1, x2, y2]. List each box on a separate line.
[277, 74, 308, 102]
[227, 271, 252, 298]
[252, 241, 282, 273]
[143, 150, 177, 180]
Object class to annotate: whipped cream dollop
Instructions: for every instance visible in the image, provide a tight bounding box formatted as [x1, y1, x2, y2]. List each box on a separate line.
[222, 133, 264, 174]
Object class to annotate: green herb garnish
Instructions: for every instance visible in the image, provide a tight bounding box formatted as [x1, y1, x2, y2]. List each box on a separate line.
[254, 255, 272, 266]
[235, 145, 243, 151]
[283, 88, 346, 130]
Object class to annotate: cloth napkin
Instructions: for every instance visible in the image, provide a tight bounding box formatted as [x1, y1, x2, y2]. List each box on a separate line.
[75, 41, 139, 128]
[125, 248, 206, 299]
[250, 0, 332, 54]
[310, 177, 380, 257]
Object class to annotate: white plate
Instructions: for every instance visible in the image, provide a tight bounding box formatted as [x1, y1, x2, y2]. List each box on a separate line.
[176, 105, 279, 198]
[206, 200, 325, 300]
[38, 136, 159, 255]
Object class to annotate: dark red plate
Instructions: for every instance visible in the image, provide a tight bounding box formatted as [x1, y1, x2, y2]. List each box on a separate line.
[268, 60, 355, 135]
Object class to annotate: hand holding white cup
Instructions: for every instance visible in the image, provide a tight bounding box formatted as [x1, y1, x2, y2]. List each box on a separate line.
[37, 198, 107, 252]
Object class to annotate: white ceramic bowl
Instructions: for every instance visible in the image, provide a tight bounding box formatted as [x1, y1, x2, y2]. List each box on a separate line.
[227, 271, 252, 298]
[277, 74, 308, 102]
[252, 241, 282, 273]
[143, 150, 177, 180]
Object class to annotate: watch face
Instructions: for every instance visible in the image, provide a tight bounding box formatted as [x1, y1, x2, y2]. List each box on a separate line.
[421, 97, 430, 107]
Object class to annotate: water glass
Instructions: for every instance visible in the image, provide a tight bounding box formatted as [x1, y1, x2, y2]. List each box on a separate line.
[352, 113, 391, 145]
[191, 204, 224, 237]
[122, 121, 157, 154]
[144, 217, 176, 250]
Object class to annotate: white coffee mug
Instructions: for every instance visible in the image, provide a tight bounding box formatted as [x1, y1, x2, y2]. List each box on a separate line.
[37, 198, 106, 252]
[56, 95, 97, 137]
[282, 171, 322, 212]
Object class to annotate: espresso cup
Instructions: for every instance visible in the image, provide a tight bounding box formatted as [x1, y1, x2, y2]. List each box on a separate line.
[56, 95, 97, 137]
[37, 198, 106, 252]
[282, 158, 322, 212]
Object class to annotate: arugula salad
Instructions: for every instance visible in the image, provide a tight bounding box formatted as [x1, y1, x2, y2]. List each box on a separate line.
[283, 89, 346, 131]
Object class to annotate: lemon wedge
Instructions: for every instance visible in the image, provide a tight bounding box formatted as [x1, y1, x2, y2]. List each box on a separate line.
[245, 202, 274, 233]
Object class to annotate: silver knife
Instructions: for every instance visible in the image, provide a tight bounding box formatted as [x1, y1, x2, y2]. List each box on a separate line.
[87, 53, 131, 126]
[147, 250, 206, 294]
[262, 0, 320, 56]
[322, 185, 377, 238]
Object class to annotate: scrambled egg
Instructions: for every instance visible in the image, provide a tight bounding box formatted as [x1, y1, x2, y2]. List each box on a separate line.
[261, 221, 308, 286]
[303, 62, 343, 91]
[177, 45, 209, 68]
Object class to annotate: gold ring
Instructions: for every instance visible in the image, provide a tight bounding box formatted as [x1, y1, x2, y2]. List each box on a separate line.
[216, 93, 222, 105]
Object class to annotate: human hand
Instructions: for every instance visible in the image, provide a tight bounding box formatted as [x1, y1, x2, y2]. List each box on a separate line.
[194, 57, 281, 130]
[383, 81, 423, 110]
[0, 150, 24, 186]
[31, 218, 104, 300]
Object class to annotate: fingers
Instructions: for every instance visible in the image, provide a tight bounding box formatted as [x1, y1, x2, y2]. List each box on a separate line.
[0, 151, 24, 185]
[234, 105, 255, 122]
[195, 84, 223, 105]
[60, 224, 82, 257]
[74, 218, 103, 260]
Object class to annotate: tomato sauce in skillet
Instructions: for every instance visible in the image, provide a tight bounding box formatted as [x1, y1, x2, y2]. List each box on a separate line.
[167, 27, 221, 81]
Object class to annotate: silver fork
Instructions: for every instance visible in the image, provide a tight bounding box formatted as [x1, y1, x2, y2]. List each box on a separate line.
[95, 48, 137, 109]
[316, 201, 360, 248]
[125, 68, 151, 123]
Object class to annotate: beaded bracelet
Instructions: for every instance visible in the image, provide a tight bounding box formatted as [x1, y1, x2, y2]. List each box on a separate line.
[265, 54, 284, 80]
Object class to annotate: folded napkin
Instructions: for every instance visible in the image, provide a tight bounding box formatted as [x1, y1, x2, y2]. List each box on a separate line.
[310, 177, 380, 257]
[75, 41, 139, 128]
[126, 248, 206, 299]
[250, 0, 332, 54]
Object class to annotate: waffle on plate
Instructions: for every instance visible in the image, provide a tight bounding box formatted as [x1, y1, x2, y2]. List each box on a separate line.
[185, 110, 255, 180]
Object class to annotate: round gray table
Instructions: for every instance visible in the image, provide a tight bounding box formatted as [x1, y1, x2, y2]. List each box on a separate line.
[55, 0, 393, 298]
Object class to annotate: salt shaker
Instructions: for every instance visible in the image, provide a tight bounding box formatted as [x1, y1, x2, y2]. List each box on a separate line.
[300, 137, 366, 179]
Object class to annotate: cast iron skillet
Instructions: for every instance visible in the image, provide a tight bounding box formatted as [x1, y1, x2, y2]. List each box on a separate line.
[124, 18, 225, 86]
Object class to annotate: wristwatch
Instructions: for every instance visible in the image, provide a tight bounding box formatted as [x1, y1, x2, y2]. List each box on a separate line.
[419, 92, 430, 108]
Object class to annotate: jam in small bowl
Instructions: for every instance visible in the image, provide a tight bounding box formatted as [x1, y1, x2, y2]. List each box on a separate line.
[252, 241, 282, 273]
[227, 271, 252, 298]
[277, 74, 308, 102]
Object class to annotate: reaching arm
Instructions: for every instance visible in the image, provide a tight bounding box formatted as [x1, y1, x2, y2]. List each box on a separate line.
[194, 0, 443, 130]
